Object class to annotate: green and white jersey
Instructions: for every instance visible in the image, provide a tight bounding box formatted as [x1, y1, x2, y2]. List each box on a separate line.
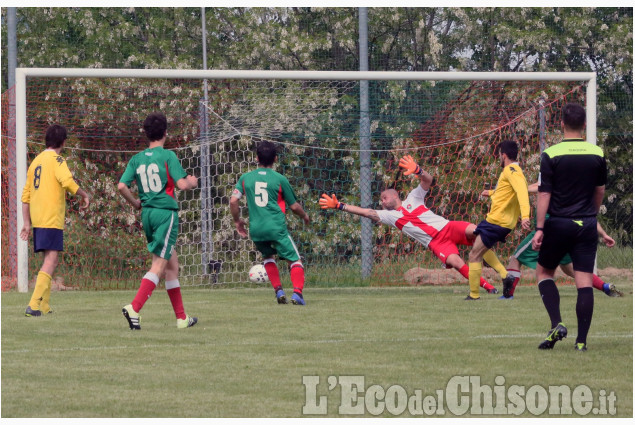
[233, 167, 297, 241]
[119, 146, 187, 210]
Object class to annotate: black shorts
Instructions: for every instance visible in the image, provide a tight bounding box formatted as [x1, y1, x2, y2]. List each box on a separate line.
[473, 220, 511, 249]
[33, 228, 64, 252]
[538, 216, 597, 273]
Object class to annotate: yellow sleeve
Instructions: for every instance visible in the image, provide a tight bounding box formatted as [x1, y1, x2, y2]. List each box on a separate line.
[55, 158, 80, 195]
[507, 168, 530, 219]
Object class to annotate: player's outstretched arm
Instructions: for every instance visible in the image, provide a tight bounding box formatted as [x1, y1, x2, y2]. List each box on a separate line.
[319, 193, 380, 223]
[398, 155, 433, 190]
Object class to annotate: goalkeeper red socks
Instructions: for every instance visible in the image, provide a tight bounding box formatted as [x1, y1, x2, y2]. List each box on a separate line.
[131, 272, 159, 313]
[166, 280, 186, 320]
[264, 260, 283, 292]
[290, 261, 305, 294]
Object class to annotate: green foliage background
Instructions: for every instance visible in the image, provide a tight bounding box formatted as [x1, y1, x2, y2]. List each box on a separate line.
[1, 7, 631, 288]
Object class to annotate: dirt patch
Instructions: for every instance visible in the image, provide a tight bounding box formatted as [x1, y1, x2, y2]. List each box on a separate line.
[403, 267, 632, 286]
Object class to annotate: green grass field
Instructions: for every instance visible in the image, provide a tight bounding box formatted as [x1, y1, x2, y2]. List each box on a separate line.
[2, 278, 632, 418]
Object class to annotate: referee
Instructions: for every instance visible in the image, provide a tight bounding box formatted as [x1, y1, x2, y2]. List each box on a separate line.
[531, 103, 607, 352]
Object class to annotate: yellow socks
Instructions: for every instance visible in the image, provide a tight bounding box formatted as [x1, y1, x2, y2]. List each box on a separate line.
[29, 271, 52, 311]
[468, 262, 482, 299]
[41, 278, 53, 313]
[483, 250, 508, 279]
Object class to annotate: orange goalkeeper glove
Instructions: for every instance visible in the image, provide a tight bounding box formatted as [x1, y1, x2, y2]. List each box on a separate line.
[398, 155, 423, 176]
[319, 193, 346, 210]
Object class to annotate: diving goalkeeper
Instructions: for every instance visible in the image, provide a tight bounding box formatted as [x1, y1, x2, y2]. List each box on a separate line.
[319, 155, 508, 292]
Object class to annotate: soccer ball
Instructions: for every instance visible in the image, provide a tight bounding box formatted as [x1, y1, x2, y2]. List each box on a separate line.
[248, 264, 269, 283]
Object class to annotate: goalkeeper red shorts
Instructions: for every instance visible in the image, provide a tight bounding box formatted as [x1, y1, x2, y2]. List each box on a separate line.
[428, 221, 472, 267]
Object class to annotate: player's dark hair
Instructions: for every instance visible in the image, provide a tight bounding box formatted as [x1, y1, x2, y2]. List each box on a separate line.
[562, 103, 586, 131]
[45, 124, 67, 149]
[256, 141, 277, 166]
[496, 140, 518, 160]
[143, 112, 168, 142]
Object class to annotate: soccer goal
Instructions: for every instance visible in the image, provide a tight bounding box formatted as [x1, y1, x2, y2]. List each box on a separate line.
[5, 69, 596, 292]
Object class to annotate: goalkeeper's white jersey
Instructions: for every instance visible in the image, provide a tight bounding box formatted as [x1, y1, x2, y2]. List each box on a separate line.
[376, 185, 449, 248]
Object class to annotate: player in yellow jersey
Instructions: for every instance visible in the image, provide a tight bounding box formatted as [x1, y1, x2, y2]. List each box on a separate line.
[465, 140, 531, 300]
[20, 124, 90, 316]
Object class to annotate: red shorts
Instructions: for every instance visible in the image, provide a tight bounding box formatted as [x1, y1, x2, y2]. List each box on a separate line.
[427, 221, 472, 267]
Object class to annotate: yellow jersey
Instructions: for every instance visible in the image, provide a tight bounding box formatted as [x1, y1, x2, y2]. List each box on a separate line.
[485, 162, 530, 230]
[21, 149, 79, 229]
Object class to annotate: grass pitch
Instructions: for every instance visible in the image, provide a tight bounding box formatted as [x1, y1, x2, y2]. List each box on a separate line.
[1, 279, 632, 418]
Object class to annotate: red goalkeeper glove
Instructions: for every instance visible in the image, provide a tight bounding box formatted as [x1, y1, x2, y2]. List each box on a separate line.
[319, 193, 346, 210]
[398, 155, 423, 176]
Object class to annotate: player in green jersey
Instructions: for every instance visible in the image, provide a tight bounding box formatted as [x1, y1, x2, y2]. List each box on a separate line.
[500, 183, 622, 299]
[230, 141, 310, 305]
[118, 112, 198, 330]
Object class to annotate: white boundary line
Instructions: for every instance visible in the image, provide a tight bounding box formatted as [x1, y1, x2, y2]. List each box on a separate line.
[3, 333, 631, 355]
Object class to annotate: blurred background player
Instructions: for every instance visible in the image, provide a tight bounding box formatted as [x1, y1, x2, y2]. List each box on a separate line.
[230, 140, 310, 305]
[467, 140, 531, 300]
[319, 155, 504, 293]
[532, 103, 608, 351]
[500, 183, 622, 299]
[118, 112, 198, 330]
[20, 124, 91, 316]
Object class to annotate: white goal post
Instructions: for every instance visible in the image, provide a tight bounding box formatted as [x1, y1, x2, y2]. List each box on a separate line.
[14, 68, 597, 292]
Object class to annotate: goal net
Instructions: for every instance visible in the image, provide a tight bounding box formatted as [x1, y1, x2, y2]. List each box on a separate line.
[3, 70, 592, 291]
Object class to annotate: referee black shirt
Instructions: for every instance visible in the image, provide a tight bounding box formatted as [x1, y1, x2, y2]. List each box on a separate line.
[538, 138, 607, 218]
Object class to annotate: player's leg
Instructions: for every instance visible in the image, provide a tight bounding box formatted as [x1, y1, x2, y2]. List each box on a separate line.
[26, 228, 63, 317]
[500, 231, 537, 299]
[569, 218, 600, 351]
[573, 270, 594, 351]
[499, 255, 521, 299]
[483, 249, 508, 279]
[163, 251, 197, 328]
[28, 250, 58, 315]
[456, 220, 507, 277]
[467, 221, 510, 300]
[123, 209, 175, 329]
[467, 235, 489, 300]
[40, 249, 59, 313]
[276, 235, 305, 305]
[536, 263, 567, 349]
[536, 218, 571, 349]
[131, 254, 167, 305]
[165, 253, 185, 319]
[255, 241, 287, 303]
[559, 262, 622, 297]
[463, 223, 477, 243]
[445, 254, 497, 293]
[439, 221, 496, 293]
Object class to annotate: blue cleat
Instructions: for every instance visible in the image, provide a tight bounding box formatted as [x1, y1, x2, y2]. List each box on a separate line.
[276, 289, 288, 304]
[291, 293, 306, 306]
[498, 295, 513, 300]
[603, 283, 623, 297]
